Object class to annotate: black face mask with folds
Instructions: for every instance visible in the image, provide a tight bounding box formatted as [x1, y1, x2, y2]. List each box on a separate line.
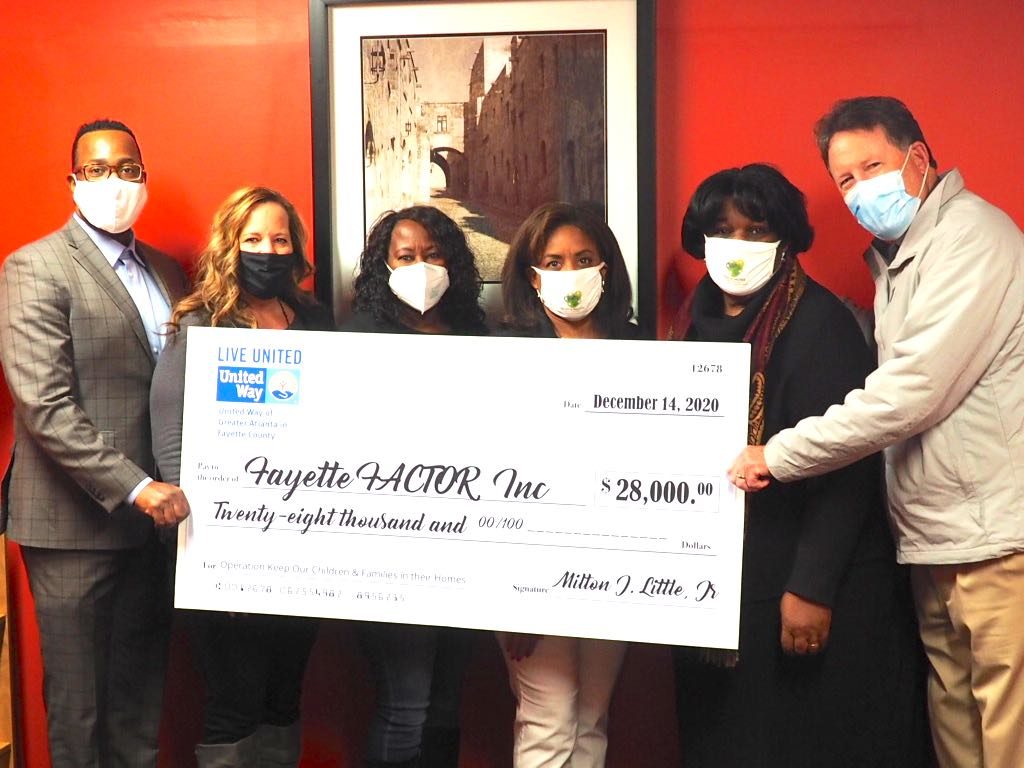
[238, 251, 295, 299]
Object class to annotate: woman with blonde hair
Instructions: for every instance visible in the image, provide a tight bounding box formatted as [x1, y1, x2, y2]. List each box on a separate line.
[151, 186, 332, 767]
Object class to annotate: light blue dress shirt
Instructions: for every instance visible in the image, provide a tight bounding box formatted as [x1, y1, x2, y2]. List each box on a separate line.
[74, 212, 172, 357]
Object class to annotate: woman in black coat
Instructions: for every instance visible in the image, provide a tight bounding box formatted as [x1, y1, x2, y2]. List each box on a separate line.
[671, 164, 929, 768]
[341, 205, 485, 768]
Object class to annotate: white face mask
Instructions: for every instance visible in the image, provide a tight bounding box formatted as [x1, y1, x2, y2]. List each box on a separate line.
[72, 175, 148, 234]
[532, 264, 605, 320]
[703, 236, 781, 297]
[388, 261, 450, 314]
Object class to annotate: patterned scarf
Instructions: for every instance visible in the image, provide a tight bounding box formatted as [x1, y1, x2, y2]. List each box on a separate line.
[671, 256, 806, 443]
[669, 256, 807, 666]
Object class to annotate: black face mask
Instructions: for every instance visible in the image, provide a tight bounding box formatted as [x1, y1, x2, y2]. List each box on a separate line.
[238, 251, 295, 299]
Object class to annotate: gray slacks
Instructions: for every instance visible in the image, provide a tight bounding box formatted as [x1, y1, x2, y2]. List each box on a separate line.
[21, 534, 172, 768]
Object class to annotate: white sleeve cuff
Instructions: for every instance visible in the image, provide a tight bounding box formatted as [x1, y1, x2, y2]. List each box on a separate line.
[126, 477, 153, 506]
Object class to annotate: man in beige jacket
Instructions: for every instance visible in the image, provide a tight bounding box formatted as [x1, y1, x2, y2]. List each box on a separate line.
[731, 97, 1024, 768]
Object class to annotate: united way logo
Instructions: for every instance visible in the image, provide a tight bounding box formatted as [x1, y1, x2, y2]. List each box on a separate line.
[216, 366, 300, 405]
[267, 370, 299, 402]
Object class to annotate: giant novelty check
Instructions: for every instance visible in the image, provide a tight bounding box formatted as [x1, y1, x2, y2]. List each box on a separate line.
[175, 329, 749, 648]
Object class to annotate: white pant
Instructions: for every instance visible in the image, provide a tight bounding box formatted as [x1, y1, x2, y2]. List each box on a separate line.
[497, 633, 627, 768]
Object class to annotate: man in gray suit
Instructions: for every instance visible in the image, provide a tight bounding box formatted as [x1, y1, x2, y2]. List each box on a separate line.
[0, 119, 191, 767]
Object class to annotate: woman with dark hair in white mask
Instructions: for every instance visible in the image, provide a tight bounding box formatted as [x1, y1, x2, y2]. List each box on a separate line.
[344, 205, 488, 337]
[342, 205, 486, 768]
[670, 164, 929, 768]
[500, 201, 636, 341]
[497, 201, 639, 768]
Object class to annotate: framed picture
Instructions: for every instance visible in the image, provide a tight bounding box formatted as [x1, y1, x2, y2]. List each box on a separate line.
[310, 0, 656, 334]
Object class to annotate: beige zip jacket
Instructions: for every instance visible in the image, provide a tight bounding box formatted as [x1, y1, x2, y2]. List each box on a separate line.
[764, 169, 1024, 564]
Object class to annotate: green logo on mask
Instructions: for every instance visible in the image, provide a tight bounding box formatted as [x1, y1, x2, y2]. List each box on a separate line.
[564, 290, 583, 308]
[726, 260, 744, 277]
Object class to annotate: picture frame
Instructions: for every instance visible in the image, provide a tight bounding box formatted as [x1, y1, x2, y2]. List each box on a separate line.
[309, 0, 655, 335]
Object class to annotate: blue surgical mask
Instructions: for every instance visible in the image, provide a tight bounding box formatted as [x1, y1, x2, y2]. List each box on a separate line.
[843, 150, 929, 241]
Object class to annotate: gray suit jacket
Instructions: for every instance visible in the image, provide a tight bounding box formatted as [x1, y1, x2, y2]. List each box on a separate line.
[0, 217, 188, 549]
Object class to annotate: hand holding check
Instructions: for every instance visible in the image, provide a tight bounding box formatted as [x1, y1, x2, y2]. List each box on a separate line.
[728, 445, 773, 492]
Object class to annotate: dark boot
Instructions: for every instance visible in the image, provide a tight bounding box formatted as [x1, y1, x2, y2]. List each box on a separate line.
[257, 722, 302, 767]
[365, 757, 420, 768]
[195, 731, 261, 767]
[420, 726, 461, 768]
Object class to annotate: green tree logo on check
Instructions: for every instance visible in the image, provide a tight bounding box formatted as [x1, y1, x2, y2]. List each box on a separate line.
[726, 260, 744, 277]
[564, 290, 583, 308]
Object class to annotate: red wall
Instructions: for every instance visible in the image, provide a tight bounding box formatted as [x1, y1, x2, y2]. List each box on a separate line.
[2, 1, 1022, 765]
[657, 1, 1024, 332]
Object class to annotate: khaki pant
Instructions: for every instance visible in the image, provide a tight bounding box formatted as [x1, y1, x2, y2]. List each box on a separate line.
[911, 551, 1024, 768]
[497, 634, 627, 768]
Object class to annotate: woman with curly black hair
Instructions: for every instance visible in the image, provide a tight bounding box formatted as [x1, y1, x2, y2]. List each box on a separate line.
[342, 205, 486, 768]
[345, 205, 488, 335]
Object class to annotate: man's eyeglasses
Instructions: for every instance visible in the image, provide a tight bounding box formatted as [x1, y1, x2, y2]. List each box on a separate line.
[73, 162, 145, 183]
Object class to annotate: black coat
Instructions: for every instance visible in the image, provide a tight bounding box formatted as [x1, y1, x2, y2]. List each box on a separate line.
[341, 307, 490, 336]
[495, 314, 641, 340]
[674, 273, 929, 768]
[686, 275, 892, 606]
